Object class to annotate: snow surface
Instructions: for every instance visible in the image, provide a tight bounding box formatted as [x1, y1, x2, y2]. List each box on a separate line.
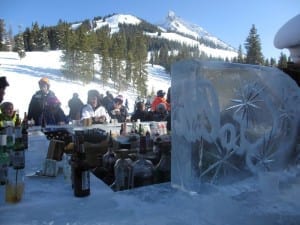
[0, 51, 300, 225]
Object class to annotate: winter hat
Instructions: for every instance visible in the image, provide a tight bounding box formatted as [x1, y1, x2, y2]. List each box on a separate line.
[157, 90, 165, 97]
[88, 89, 100, 99]
[47, 96, 61, 106]
[156, 103, 166, 112]
[39, 77, 50, 87]
[0, 76, 9, 89]
[114, 94, 124, 104]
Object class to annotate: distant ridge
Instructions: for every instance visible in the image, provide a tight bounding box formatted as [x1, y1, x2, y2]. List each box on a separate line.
[70, 11, 238, 60]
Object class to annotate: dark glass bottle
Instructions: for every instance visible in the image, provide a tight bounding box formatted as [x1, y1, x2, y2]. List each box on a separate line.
[111, 149, 132, 191]
[102, 130, 116, 185]
[131, 154, 154, 188]
[21, 112, 28, 149]
[0, 133, 9, 185]
[72, 130, 90, 197]
[4, 121, 14, 166]
[12, 112, 25, 170]
[154, 142, 171, 184]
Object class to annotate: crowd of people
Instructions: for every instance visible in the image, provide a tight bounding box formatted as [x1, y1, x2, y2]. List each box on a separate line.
[0, 76, 171, 132]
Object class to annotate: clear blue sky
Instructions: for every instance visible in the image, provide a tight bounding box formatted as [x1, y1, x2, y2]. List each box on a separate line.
[1, 0, 299, 59]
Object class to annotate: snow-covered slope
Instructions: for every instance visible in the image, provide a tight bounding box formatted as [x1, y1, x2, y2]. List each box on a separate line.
[71, 11, 238, 60]
[160, 11, 235, 51]
[0, 51, 170, 117]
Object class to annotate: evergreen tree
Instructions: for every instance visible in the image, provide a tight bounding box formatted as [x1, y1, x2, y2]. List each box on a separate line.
[56, 20, 70, 49]
[14, 26, 26, 59]
[95, 26, 111, 87]
[264, 58, 270, 66]
[63, 27, 94, 83]
[133, 32, 148, 97]
[277, 52, 288, 69]
[237, 44, 244, 63]
[0, 19, 10, 51]
[0, 19, 5, 51]
[7, 25, 14, 51]
[36, 26, 50, 51]
[270, 57, 277, 67]
[244, 24, 264, 65]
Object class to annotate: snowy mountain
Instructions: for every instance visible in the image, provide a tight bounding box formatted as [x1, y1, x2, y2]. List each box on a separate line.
[159, 11, 236, 52]
[71, 11, 238, 60]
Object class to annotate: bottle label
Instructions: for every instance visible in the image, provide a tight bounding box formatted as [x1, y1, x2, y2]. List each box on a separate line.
[12, 151, 25, 169]
[81, 170, 90, 190]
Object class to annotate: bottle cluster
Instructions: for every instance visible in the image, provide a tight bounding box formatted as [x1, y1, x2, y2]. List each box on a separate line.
[0, 111, 28, 203]
[94, 124, 171, 192]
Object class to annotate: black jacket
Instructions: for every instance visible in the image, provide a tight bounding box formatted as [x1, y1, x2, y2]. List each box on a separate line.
[68, 96, 84, 120]
[28, 90, 66, 126]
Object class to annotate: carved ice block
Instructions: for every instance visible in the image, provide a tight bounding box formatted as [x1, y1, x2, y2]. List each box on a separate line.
[171, 59, 300, 193]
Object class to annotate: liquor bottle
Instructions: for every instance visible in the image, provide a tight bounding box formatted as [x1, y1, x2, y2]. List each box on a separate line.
[131, 153, 154, 188]
[154, 144, 171, 184]
[139, 127, 147, 154]
[4, 121, 15, 166]
[131, 131, 154, 188]
[120, 122, 127, 136]
[111, 149, 132, 191]
[0, 132, 8, 185]
[12, 111, 25, 170]
[145, 131, 153, 152]
[102, 130, 116, 184]
[72, 130, 90, 197]
[21, 112, 28, 149]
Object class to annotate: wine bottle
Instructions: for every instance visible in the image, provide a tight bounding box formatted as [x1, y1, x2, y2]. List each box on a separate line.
[0, 133, 8, 185]
[12, 111, 25, 170]
[21, 112, 28, 149]
[72, 130, 90, 197]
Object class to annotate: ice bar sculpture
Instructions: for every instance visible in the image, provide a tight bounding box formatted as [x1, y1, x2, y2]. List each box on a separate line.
[171, 59, 300, 192]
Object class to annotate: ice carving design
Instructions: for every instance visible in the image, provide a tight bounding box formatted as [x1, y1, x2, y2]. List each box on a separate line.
[171, 60, 300, 192]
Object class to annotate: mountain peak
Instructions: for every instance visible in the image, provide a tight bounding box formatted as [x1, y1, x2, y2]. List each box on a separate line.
[160, 11, 235, 52]
[167, 10, 176, 20]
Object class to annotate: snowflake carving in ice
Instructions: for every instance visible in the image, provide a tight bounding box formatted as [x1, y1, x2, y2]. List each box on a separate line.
[199, 136, 240, 184]
[246, 131, 277, 173]
[277, 89, 294, 135]
[226, 82, 265, 127]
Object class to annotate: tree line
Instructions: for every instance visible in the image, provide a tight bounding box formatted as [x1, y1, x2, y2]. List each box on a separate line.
[0, 18, 290, 96]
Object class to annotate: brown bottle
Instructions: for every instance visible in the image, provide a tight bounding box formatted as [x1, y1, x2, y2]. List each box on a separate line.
[72, 130, 90, 197]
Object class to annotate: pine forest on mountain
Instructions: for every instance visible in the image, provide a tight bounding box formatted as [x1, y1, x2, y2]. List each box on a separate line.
[0, 14, 290, 97]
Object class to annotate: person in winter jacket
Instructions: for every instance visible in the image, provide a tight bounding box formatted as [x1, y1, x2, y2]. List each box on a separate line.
[0, 76, 9, 104]
[0, 102, 17, 127]
[43, 95, 68, 125]
[81, 89, 110, 124]
[27, 77, 66, 126]
[68, 93, 84, 120]
[131, 101, 152, 122]
[151, 103, 169, 122]
[151, 90, 170, 112]
[102, 91, 114, 112]
[107, 94, 128, 123]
